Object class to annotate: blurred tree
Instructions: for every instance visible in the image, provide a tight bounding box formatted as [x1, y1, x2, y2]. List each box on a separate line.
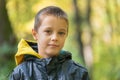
[0, 0, 16, 45]
[72, 0, 93, 69]
[0, 0, 16, 79]
[73, 1, 93, 79]
[0, 0, 17, 65]
[85, 0, 93, 78]
[72, 0, 85, 63]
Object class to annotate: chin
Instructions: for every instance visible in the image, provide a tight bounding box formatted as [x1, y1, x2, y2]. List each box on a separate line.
[46, 50, 60, 57]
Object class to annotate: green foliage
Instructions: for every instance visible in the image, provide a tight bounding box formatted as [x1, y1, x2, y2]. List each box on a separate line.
[93, 43, 120, 80]
[7, 0, 38, 24]
[0, 60, 15, 80]
[0, 43, 16, 66]
[0, 43, 16, 55]
[0, 43, 16, 80]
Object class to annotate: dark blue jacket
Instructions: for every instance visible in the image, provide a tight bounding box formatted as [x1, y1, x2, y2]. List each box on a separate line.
[9, 39, 89, 80]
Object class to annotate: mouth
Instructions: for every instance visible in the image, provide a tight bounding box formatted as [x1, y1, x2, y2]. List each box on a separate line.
[48, 44, 59, 47]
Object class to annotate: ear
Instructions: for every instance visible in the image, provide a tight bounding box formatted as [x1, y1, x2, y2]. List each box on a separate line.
[32, 29, 38, 40]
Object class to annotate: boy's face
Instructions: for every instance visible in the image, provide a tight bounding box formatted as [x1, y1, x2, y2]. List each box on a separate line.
[32, 15, 68, 58]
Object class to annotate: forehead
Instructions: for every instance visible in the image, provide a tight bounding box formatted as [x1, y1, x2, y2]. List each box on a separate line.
[39, 15, 68, 29]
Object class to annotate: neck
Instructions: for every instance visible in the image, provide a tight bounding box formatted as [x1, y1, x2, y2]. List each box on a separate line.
[38, 51, 50, 58]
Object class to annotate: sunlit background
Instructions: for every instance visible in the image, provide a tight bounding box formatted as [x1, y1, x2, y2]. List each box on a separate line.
[0, 0, 120, 80]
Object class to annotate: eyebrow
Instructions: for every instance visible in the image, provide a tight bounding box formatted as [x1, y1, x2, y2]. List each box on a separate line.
[59, 29, 67, 32]
[44, 27, 52, 29]
[43, 26, 67, 32]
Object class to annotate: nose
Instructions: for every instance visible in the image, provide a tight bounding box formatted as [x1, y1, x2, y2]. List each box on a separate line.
[51, 34, 58, 41]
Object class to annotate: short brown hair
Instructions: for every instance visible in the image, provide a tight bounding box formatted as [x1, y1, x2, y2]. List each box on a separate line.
[34, 6, 68, 31]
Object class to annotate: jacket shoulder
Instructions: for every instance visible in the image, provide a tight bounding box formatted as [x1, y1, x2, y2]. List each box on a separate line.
[66, 60, 90, 80]
[67, 60, 87, 71]
[72, 61, 88, 72]
[9, 62, 29, 80]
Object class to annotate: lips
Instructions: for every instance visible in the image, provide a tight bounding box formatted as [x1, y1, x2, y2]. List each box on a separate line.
[48, 44, 59, 47]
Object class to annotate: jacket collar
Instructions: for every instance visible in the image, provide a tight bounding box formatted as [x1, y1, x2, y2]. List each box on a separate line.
[15, 39, 72, 66]
[24, 51, 72, 74]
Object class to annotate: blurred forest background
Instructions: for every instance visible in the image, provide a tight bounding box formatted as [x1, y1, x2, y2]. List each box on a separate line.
[0, 0, 120, 80]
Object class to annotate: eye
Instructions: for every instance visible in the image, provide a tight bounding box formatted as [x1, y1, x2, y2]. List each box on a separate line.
[58, 32, 66, 35]
[44, 30, 52, 34]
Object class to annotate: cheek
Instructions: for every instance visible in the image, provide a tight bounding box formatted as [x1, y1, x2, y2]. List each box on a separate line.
[37, 34, 49, 46]
[60, 38, 66, 46]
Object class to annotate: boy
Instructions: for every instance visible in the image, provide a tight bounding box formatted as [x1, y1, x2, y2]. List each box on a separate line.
[9, 6, 89, 80]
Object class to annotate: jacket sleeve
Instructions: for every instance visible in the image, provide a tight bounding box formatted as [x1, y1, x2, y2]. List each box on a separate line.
[72, 62, 90, 80]
[74, 67, 90, 80]
[9, 69, 24, 80]
[9, 63, 28, 80]
[81, 71, 90, 80]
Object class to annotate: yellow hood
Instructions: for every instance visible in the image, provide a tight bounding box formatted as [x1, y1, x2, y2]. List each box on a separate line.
[15, 39, 42, 65]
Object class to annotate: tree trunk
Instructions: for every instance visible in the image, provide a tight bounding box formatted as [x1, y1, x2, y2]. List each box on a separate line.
[0, 0, 16, 63]
[86, 0, 93, 67]
[85, 0, 93, 79]
[0, 0, 16, 45]
[72, 0, 85, 63]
